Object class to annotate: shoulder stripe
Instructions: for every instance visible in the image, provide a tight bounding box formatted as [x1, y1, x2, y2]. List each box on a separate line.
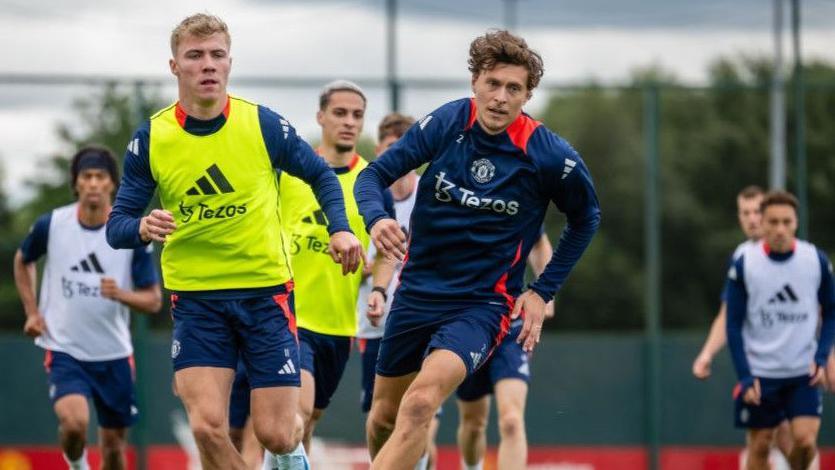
[465, 98, 478, 130]
[506, 113, 542, 155]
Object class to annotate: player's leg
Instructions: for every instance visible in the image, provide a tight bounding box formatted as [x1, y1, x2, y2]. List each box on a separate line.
[91, 355, 139, 470]
[773, 420, 793, 461]
[372, 349, 467, 469]
[250, 386, 304, 454]
[456, 396, 490, 469]
[98, 428, 127, 470]
[297, 329, 352, 453]
[54, 395, 90, 468]
[746, 428, 776, 470]
[367, 373, 417, 459]
[786, 377, 823, 470]
[175, 367, 242, 470]
[426, 412, 441, 470]
[171, 296, 243, 469]
[47, 351, 93, 469]
[494, 379, 528, 469]
[238, 418, 263, 470]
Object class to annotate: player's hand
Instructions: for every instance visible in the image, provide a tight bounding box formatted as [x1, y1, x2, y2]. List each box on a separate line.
[139, 209, 176, 243]
[743, 378, 761, 406]
[692, 352, 713, 380]
[809, 362, 825, 387]
[361, 256, 374, 280]
[370, 218, 407, 262]
[328, 231, 364, 275]
[23, 313, 46, 338]
[513, 290, 546, 353]
[100, 277, 122, 302]
[367, 290, 386, 327]
[544, 300, 555, 319]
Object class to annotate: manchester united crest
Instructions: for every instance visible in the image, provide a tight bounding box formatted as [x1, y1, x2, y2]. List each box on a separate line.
[470, 158, 495, 184]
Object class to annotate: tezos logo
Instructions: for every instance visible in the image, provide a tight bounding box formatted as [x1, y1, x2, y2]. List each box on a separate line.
[470, 158, 495, 184]
[171, 340, 181, 359]
[434, 171, 519, 216]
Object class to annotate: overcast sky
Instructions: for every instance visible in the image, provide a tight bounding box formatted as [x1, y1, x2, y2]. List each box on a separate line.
[2, 0, 835, 205]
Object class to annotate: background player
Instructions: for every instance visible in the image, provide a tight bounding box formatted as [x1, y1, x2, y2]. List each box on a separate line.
[278, 80, 392, 456]
[106, 14, 362, 470]
[13, 146, 161, 470]
[726, 191, 835, 470]
[456, 232, 554, 470]
[356, 30, 600, 468]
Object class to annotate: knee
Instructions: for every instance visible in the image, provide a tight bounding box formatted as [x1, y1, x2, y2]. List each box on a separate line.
[399, 390, 438, 426]
[58, 414, 88, 440]
[99, 431, 126, 454]
[459, 414, 488, 441]
[793, 432, 817, 454]
[367, 402, 397, 436]
[748, 434, 772, 457]
[256, 427, 298, 455]
[190, 413, 228, 448]
[498, 410, 525, 440]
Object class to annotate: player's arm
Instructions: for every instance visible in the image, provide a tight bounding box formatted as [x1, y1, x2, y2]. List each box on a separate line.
[725, 257, 759, 403]
[811, 250, 835, 386]
[355, 109, 443, 260]
[107, 124, 174, 248]
[517, 140, 601, 352]
[100, 245, 162, 314]
[365, 190, 397, 325]
[526, 231, 555, 319]
[259, 106, 361, 274]
[13, 214, 50, 337]
[692, 304, 727, 379]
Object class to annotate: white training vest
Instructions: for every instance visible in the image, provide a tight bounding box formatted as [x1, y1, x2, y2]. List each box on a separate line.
[356, 178, 419, 339]
[732, 239, 758, 262]
[36, 203, 136, 361]
[741, 240, 821, 378]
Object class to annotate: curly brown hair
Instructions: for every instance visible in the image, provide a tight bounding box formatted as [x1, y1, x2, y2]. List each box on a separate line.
[468, 29, 544, 92]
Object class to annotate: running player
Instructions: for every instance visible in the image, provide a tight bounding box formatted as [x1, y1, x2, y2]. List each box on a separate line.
[726, 191, 835, 470]
[106, 14, 362, 470]
[13, 146, 162, 470]
[278, 80, 393, 456]
[355, 30, 601, 468]
[456, 232, 554, 470]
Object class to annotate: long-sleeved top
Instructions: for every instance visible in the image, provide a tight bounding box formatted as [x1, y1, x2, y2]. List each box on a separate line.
[355, 97, 600, 308]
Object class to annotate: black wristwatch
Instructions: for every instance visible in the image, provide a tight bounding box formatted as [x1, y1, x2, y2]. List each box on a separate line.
[371, 286, 387, 302]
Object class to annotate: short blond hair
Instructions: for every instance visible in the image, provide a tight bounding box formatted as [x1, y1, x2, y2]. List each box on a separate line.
[170, 13, 230, 56]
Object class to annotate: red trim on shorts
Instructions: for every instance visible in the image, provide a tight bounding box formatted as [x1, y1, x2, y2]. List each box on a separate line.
[272, 292, 297, 340]
[505, 113, 542, 155]
[43, 350, 53, 373]
[357, 338, 367, 354]
[732, 383, 742, 400]
[169, 293, 178, 321]
[129, 355, 136, 381]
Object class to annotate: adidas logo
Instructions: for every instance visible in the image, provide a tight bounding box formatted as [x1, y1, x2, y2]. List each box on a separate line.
[561, 159, 576, 179]
[419, 115, 433, 130]
[277, 359, 297, 375]
[185, 164, 235, 196]
[768, 284, 799, 304]
[470, 352, 483, 369]
[302, 209, 328, 226]
[127, 138, 140, 156]
[70, 253, 105, 274]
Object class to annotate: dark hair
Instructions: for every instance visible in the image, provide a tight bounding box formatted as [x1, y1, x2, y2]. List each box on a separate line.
[319, 80, 367, 111]
[377, 112, 415, 143]
[760, 190, 799, 214]
[70, 145, 119, 196]
[468, 29, 544, 92]
[737, 185, 765, 200]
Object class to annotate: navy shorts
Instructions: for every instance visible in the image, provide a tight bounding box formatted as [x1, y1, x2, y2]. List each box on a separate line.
[229, 360, 250, 429]
[358, 337, 382, 413]
[45, 350, 137, 429]
[457, 321, 530, 401]
[376, 300, 511, 378]
[170, 284, 300, 388]
[298, 328, 352, 410]
[734, 375, 823, 428]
